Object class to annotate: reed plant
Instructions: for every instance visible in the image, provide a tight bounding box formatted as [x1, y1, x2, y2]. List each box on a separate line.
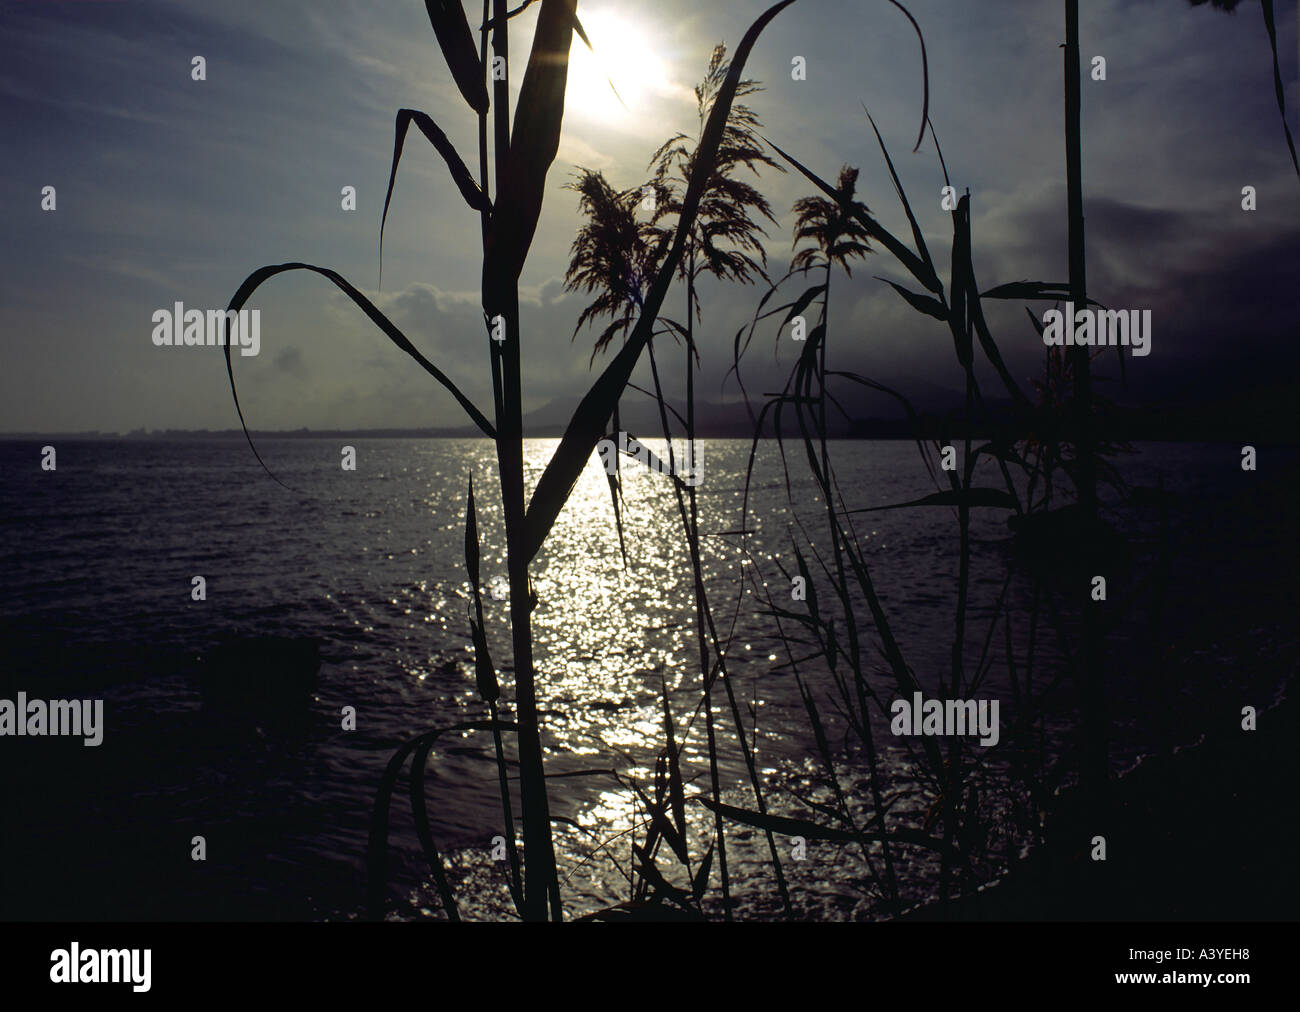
[213, 0, 1247, 920]
[221, 0, 803, 921]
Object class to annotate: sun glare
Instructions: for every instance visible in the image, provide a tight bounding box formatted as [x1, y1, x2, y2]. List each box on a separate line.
[564, 9, 678, 125]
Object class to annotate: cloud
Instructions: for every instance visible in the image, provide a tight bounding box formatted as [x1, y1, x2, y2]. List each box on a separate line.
[2, 0, 1296, 432]
[273, 346, 306, 377]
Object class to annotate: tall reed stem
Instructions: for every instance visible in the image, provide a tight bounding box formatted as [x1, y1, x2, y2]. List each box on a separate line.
[1065, 0, 1106, 808]
[490, 0, 560, 922]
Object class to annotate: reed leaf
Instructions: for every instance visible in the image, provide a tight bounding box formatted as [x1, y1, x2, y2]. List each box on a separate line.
[483, 0, 578, 300]
[763, 284, 827, 330]
[692, 842, 714, 901]
[980, 281, 1104, 306]
[481, 0, 611, 101]
[381, 110, 491, 285]
[466, 470, 500, 705]
[967, 290, 1031, 412]
[603, 465, 629, 569]
[701, 798, 953, 854]
[409, 735, 462, 921]
[863, 105, 936, 279]
[1260, 0, 1299, 176]
[464, 476, 481, 591]
[221, 263, 495, 492]
[882, 0, 929, 152]
[425, 0, 491, 114]
[877, 277, 945, 320]
[947, 193, 972, 367]
[660, 673, 688, 846]
[366, 719, 517, 919]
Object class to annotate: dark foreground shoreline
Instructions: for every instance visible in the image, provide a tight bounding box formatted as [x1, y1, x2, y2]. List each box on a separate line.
[905, 673, 1299, 921]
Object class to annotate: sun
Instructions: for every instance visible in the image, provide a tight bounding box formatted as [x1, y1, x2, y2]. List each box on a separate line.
[563, 9, 678, 125]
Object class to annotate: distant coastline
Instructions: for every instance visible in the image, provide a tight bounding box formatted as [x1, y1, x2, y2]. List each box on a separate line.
[6, 378, 1295, 444]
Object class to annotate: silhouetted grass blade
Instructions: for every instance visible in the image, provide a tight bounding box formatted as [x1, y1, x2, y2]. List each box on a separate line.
[1260, 0, 1299, 176]
[980, 280, 1103, 306]
[965, 254, 1032, 411]
[222, 264, 495, 454]
[760, 284, 826, 330]
[410, 736, 463, 921]
[692, 843, 714, 902]
[381, 109, 490, 285]
[465, 477, 482, 591]
[877, 277, 945, 320]
[882, 0, 929, 152]
[367, 720, 516, 919]
[602, 465, 630, 569]
[701, 798, 952, 853]
[484, 0, 577, 298]
[660, 673, 688, 846]
[947, 194, 972, 367]
[863, 105, 936, 279]
[425, 0, 491, 113]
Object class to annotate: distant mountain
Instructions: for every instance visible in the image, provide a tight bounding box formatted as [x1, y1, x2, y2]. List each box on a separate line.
[515, 373, 969, 439]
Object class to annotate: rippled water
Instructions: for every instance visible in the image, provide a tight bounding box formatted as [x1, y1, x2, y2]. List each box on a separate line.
[0, 437, 1291, 920]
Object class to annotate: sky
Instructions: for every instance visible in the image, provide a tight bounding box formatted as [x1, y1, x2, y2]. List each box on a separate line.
[1, 0, 1297, 433]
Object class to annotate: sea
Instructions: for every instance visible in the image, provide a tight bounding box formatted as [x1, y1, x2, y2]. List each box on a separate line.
[1, 437, 1294, 920]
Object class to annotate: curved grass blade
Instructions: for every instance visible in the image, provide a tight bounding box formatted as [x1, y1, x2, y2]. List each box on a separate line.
[882, 0, 929, 152]
[465, 477, 482, 595]
[425, 0, 491, 114]
[692, 842, 714, 902]
[410, 735, 462, 921]
[981, 280, 1104, 307]
[700, 798, 953, 855]
[381, 109, 490, 286]
[222, 263, 495, 490]
[369, 728, 439, 919]
[603, 462, 629, 569]
[760, 283, 826, 331]
[366, 719, 517, 919]
[863, 105, 936, 280]
[1260, 0, 1299, 177]
[966, 267, 1032, 411]
[465, 477, 501, 705]
[626, 382, 688, 431]
[877, 277, 945, 320]
[620, 432, 691, 491]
